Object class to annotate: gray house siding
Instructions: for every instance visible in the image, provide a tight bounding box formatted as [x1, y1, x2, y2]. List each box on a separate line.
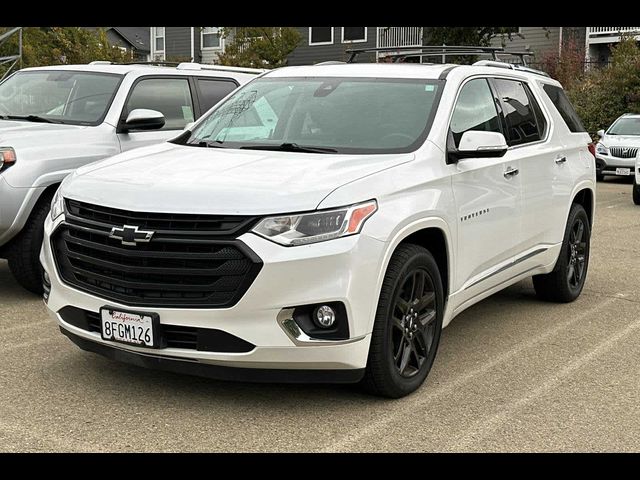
[165, 27, 193, 61]
[491, 27, 561, 57]
[287, 27, 376, 65]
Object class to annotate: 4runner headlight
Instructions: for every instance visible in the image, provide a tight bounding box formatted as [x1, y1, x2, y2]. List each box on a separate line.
[596, 143, 608, 155]
[252, 200, 377, 246]
[0, 147, 16, 171]
[50, 188, 64, 221]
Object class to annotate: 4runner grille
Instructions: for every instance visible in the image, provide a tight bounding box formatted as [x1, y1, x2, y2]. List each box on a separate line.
[51, 200, 262, 308]
[609, 146, 638, 159]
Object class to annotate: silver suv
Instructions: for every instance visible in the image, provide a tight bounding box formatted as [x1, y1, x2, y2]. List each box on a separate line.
[0, 62, 262, 292]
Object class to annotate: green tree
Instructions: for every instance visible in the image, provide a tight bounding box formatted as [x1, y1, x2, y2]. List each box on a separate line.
[0, 27, 130, 76]
[567, 35, 640, 137]
[422, 27, 523, 47]
[216, 27, 302, 68]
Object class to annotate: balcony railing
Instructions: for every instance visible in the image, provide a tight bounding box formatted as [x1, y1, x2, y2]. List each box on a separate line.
[377, 27, 423, 48]
[588, 27, 640, 36]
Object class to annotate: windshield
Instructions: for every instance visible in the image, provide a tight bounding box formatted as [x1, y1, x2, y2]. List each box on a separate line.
[0, 70, 123, 125]
[608, 117, 640, 136]
[184, 76, 443, 154]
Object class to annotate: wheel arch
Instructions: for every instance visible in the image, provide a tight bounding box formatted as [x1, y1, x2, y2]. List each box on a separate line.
[571, 186, 595, 227]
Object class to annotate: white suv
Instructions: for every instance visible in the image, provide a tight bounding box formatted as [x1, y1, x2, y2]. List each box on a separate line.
[41, 61, 595, 397]
[595, 113, 640, 180]
[0, 62, 262, 293]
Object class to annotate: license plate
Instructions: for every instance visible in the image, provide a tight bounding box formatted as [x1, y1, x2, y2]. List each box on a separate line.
[616, 168, 631, 175]
[100, 308, 158, 347]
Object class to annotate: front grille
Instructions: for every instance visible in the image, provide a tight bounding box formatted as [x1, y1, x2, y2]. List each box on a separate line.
[609, 146, 638, 159]
[52, 200, 263, 308]
[58, 306, 255, 353]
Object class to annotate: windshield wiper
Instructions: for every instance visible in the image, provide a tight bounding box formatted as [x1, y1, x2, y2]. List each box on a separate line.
[3, 115, 61, 124]
[190, 140, 229, 148]
[240, 142, 337, 154]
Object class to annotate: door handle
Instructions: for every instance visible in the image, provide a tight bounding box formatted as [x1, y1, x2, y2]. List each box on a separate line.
[555, 156, 567, 164]
[503, 167, 519, 178]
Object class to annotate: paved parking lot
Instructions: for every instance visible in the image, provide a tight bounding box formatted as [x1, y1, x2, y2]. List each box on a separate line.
[0, 179, 638, 452]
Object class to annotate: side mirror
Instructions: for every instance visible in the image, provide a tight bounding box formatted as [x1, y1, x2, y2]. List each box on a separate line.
[448, 131, 508, 163]
[121, 109, 165, 132]
[597, 129, 605, 138]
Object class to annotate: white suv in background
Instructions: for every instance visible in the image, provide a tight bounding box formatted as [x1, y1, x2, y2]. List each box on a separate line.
[595, 113, 640, 180]
[41, 60, 595, 398]
[0, 62, 262, 293]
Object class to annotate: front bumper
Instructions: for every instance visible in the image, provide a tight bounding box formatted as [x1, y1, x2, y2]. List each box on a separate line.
[595, 155, 636, 175]
[42, 213, 385, 376]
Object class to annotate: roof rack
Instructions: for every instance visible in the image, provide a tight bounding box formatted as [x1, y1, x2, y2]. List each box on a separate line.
[346, 45, 536, 67]
[176, 62, 267, 74]
[472, 60, 549, 77]
[346, 45, 505, 63]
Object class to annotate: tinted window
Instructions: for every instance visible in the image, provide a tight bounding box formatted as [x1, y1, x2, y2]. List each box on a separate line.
[493, 79, 545, 146]
[542, 84, 586, 133]
[188, 77, 442, 154]
[196, 79, 238, 113]
[125, 78, 194, 130]
[450, 79, 501, 148]
[310, 27, 332, 44]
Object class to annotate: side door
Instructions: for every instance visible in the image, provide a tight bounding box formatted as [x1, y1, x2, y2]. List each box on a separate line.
[117, 76, 196, 152]
[449, 78, 522, 296]
[490, 78, 561, 253]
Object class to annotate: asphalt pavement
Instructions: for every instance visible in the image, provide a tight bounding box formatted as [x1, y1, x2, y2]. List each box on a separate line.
[1, 179, 638, 452]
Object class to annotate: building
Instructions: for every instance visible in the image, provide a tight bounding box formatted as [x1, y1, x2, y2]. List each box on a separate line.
[106, 27, 150, 62]
[150, 27, 224, 64]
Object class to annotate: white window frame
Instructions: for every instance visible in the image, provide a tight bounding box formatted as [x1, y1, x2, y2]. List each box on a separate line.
[201, 27, 224, 51]
[308, 27, 334, 46]
[341, 27, 367, 44]
[151, 27, 165, 61]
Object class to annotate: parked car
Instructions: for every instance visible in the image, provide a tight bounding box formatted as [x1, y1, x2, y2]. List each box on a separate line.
[0, 62, 263, 293]
[41, 61, 595, 398]
[594, 114, 640, 181]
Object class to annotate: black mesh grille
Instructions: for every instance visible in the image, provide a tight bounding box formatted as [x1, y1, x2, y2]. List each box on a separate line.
[58, 306, 255, 353]
[52, 200, 262, 308]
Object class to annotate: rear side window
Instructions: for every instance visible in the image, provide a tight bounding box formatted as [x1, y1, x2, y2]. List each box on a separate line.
[125, 78, 195, 130]
[196, 78, 238, 113]
[492, 79, 546, 146]
[542, 84, 586, 133]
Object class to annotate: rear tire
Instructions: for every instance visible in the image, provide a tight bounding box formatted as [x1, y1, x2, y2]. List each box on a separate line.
[633, 182, 640, 205]
[362, 244, 444, 398]
[533, 203, 590, 303]
[7, 194, 52, 294]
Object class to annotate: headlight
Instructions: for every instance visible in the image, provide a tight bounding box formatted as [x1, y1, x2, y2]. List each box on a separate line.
[252, 200, 377, 246]
[0, 147, 16, 171]
[50, 188, 64, 221]
[596, 143, 608, 155]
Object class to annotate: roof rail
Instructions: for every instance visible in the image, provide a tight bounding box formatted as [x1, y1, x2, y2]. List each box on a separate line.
[315, 61, 347, 66]
[346, 45, 505, 63]
[121, 61, 180, 67]
[176, 62, 267, 74]
[472, 59, 550, 78]
[88, 61, 112, 65]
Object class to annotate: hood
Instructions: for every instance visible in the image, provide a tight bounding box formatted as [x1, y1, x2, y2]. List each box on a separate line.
[65, 142, 415, 215]
[601, 134, 640, 147]
[0, 119, 84, 146]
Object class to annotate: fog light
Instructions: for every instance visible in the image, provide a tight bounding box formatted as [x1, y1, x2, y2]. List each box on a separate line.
[314, 305, 336, 328]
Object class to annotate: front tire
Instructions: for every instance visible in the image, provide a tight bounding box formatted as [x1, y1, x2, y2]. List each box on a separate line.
[633, 181, 640, 205]
[363, 244, 444, 398]
[7, 194, 52, 294]
[533, 203, 590, 303]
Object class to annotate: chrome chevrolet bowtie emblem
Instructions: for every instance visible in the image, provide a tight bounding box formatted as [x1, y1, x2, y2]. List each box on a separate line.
[109, 225, 154, 246]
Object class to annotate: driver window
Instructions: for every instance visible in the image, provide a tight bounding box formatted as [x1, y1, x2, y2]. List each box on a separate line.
[125, 78, 195, 130]
[450, 79, 501, 149]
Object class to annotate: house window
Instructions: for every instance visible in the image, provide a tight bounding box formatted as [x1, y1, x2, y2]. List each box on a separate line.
[342, 27, 367, 43]
[202, 27, 222, 49]
[153, 27, 165, 53]
[309, 27, 333, 45]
